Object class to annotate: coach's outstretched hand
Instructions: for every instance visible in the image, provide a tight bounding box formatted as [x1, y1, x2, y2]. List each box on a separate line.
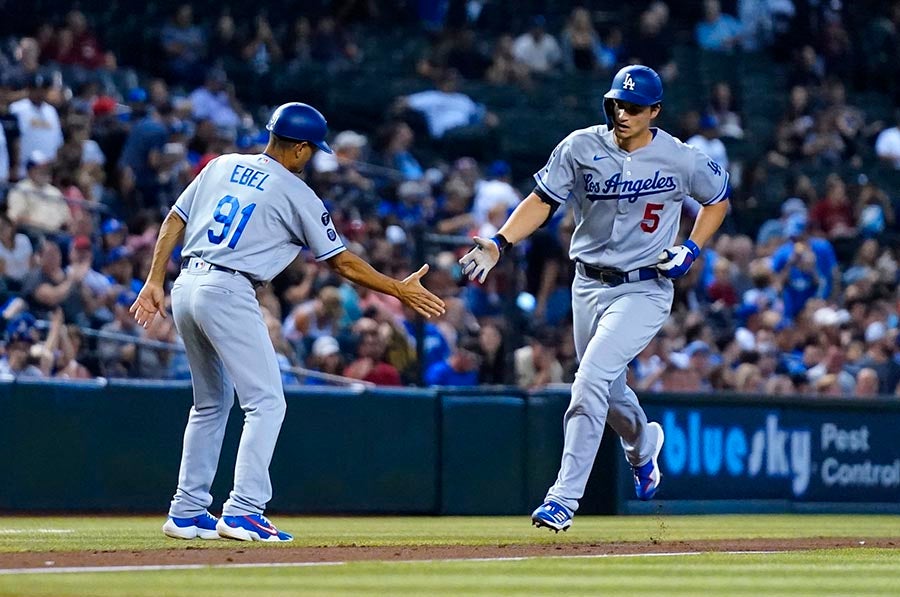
[398, 265, 446, 319]
[459, 236, 501, 283]
[130, 282, 167, 328]
[656, 239, 701, 279]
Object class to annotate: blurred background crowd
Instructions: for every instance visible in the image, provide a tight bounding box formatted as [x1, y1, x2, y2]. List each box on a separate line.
[0, 0, 899, 398]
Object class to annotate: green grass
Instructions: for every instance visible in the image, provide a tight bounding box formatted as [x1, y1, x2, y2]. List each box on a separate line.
[2, 550, 899, 596]
[0, 514, 898, 552]
[0, 515, 898, 596]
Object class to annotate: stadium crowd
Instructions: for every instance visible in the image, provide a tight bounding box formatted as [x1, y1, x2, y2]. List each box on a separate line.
[0, 1, 898, 398]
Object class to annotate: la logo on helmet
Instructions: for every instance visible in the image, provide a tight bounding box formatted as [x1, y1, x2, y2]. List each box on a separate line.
[623, 73, 636, 90]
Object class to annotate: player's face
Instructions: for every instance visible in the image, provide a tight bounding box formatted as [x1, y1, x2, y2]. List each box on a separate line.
[610, 100, 659, 139]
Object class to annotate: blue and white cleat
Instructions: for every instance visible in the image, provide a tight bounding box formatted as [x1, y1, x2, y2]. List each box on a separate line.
[531, 500, 572, 533]
[162, 512, 221, 540]
[216, 514, 293, 542]
[633, 421, 665, 500]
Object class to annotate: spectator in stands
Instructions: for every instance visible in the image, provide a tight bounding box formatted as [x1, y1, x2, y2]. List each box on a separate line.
[875, 108, 900, 169]
[22, 240, 90, 326]
[696, 0, 743, 52]
[514, 326, 563, 390]
[343, 317, 401, 386]
[373, 121, 424, 182]
[855, 367, 881, 397]
[283, 285, 346, 350]
[54, 319, 92, 379]
[305, 334, 346, 384]
[791, 45, 826, 88]
[512, 16, 562, 76]
[687, 114, 730, 172]
[802, 112, 845, 166]
[0, 312, 44, 378]
[160, 3, 207, 86]
[733, 362, 763, 392]
[708, 81, 744, 139]
[471, 159, 519, 230]
[756, 196, 808, 248]
[629, 3, 677, 81]
[445, 28, 492, 80]
[67, 234, 112, 320]
[98, 290, 141, 378]
[0, 215, 32, 289]
[561, 7, 601, 72]
[596, 27, 625, 72]
[810, 174, 855, 239]
[7, 150, 69, 234]
[400, 69, 496, 139]
[9, 73, 63, 180]
[485, 34, 533, 88]
[425, 334, 480, 386]
[101, 246, 141, 297]
[807, 344, 855, 395]
[52, 10, 114, 70]
[117, 101, 176, 209]
[770, 215, 838, 319]
[243, 15, 283, 75]
[856, 180, 895, 237]
[310, 16, 360, 70]
[188, 69, 242, 135]
[208, 13, 243, 63]
[475, 322, 507, 384]
[284, 16, 313, 66]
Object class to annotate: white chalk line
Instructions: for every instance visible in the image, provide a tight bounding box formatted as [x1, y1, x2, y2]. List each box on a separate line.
[0, 530, 74, 535]
[0, 550, 787, 575]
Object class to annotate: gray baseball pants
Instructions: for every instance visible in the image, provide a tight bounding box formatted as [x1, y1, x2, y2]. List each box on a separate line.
[167, 266, 285, 518]
[545, 271, 673, 514]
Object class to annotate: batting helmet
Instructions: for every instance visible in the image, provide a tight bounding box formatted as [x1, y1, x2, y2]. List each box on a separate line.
[602, 65, 663, 126]
[266, 102, 333, 154]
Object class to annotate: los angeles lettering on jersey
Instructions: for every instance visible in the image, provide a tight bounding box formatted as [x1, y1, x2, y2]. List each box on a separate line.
[229, 164, 269, 191]
[582, 170, 676, 202]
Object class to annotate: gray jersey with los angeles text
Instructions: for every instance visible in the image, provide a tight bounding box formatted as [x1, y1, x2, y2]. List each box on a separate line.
[534, 125, 728, 270]
[173, 153, 345, 282]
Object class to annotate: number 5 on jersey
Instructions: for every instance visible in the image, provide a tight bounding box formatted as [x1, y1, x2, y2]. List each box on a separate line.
[641, 203, 664, 233]
[208, 195, 256, 249]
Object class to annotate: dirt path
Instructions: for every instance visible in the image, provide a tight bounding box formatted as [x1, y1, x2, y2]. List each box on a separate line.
[1, 537, 897, 570]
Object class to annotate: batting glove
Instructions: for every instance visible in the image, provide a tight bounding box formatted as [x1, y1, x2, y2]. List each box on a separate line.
[459, 236, 504, 283]
[656, 239, 701, 279]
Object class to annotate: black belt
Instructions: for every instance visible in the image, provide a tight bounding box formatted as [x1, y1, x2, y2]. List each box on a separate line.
[576, 261, 659, 287]
[181, 258, 264, 289]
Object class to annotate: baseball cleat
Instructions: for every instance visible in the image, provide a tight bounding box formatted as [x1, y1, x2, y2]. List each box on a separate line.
[162, 512, 221, 540]
[531, 500, 572, 533]
[217, 514, 293, 542]
[633, 421, 665, 500]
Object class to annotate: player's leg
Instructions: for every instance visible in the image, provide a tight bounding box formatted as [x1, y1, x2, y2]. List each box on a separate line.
[165, 276, 234, 539]
[607, 372, 665, 499]
[191, 274, 289, 537]
[544, 279, 671, 515]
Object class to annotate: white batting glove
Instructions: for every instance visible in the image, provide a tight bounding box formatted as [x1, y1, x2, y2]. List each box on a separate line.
[459, 236, 501, 283]
[656, 239, 701, 279]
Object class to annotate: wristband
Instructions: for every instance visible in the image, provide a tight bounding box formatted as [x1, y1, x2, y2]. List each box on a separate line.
[491, 234, 511, 254]
[684, 239, 701, 258]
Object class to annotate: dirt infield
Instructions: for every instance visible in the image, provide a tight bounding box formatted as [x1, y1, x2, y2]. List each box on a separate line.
[1, 537, 896, 570]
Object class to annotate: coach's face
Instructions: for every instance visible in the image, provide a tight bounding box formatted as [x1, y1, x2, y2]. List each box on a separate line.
[287, 141, 316, 173]
[611, 100, 660, 141]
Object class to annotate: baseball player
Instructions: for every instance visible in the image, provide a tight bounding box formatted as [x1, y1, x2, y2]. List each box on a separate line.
[460, 65, 730, 532]
[132, 102, 445, 542]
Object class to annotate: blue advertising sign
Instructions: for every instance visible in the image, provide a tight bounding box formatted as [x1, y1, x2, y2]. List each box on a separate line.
[640, 404, 900, 503]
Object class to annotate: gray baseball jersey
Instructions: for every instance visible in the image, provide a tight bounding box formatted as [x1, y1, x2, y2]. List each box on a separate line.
[534, 125, 728, 270]
[167, 152, 345, 520]
[174, 153, 346, 281]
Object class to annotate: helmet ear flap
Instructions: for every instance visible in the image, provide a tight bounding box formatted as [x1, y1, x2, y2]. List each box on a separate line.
[603, 98, 616, 126]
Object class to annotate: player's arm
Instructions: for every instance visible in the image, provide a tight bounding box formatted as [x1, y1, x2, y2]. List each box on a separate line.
[131, 210, 186, 328]
[687, 200, 729, 250]
[326, 250, 445, 319]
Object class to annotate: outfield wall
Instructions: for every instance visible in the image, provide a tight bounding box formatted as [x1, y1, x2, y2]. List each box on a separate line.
[1, 380, 897, 514]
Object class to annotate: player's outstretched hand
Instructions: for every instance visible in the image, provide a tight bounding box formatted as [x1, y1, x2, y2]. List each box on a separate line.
[656, 239, 701, 279]
[458, 236, 500, 283]
[398, 265, 446, 319]
[130, 282, 167, 329]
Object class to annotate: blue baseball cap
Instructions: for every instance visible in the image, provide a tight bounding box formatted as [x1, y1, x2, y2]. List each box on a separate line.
[684, 340, 711, 357]
[105, 246, 132, 264]
[101, 218, 125, 235]
[6, 312, 36, 343]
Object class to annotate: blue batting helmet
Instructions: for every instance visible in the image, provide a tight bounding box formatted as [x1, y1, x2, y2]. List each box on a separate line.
[266, 102, 333, 154]
[603, 65, 663, 125]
